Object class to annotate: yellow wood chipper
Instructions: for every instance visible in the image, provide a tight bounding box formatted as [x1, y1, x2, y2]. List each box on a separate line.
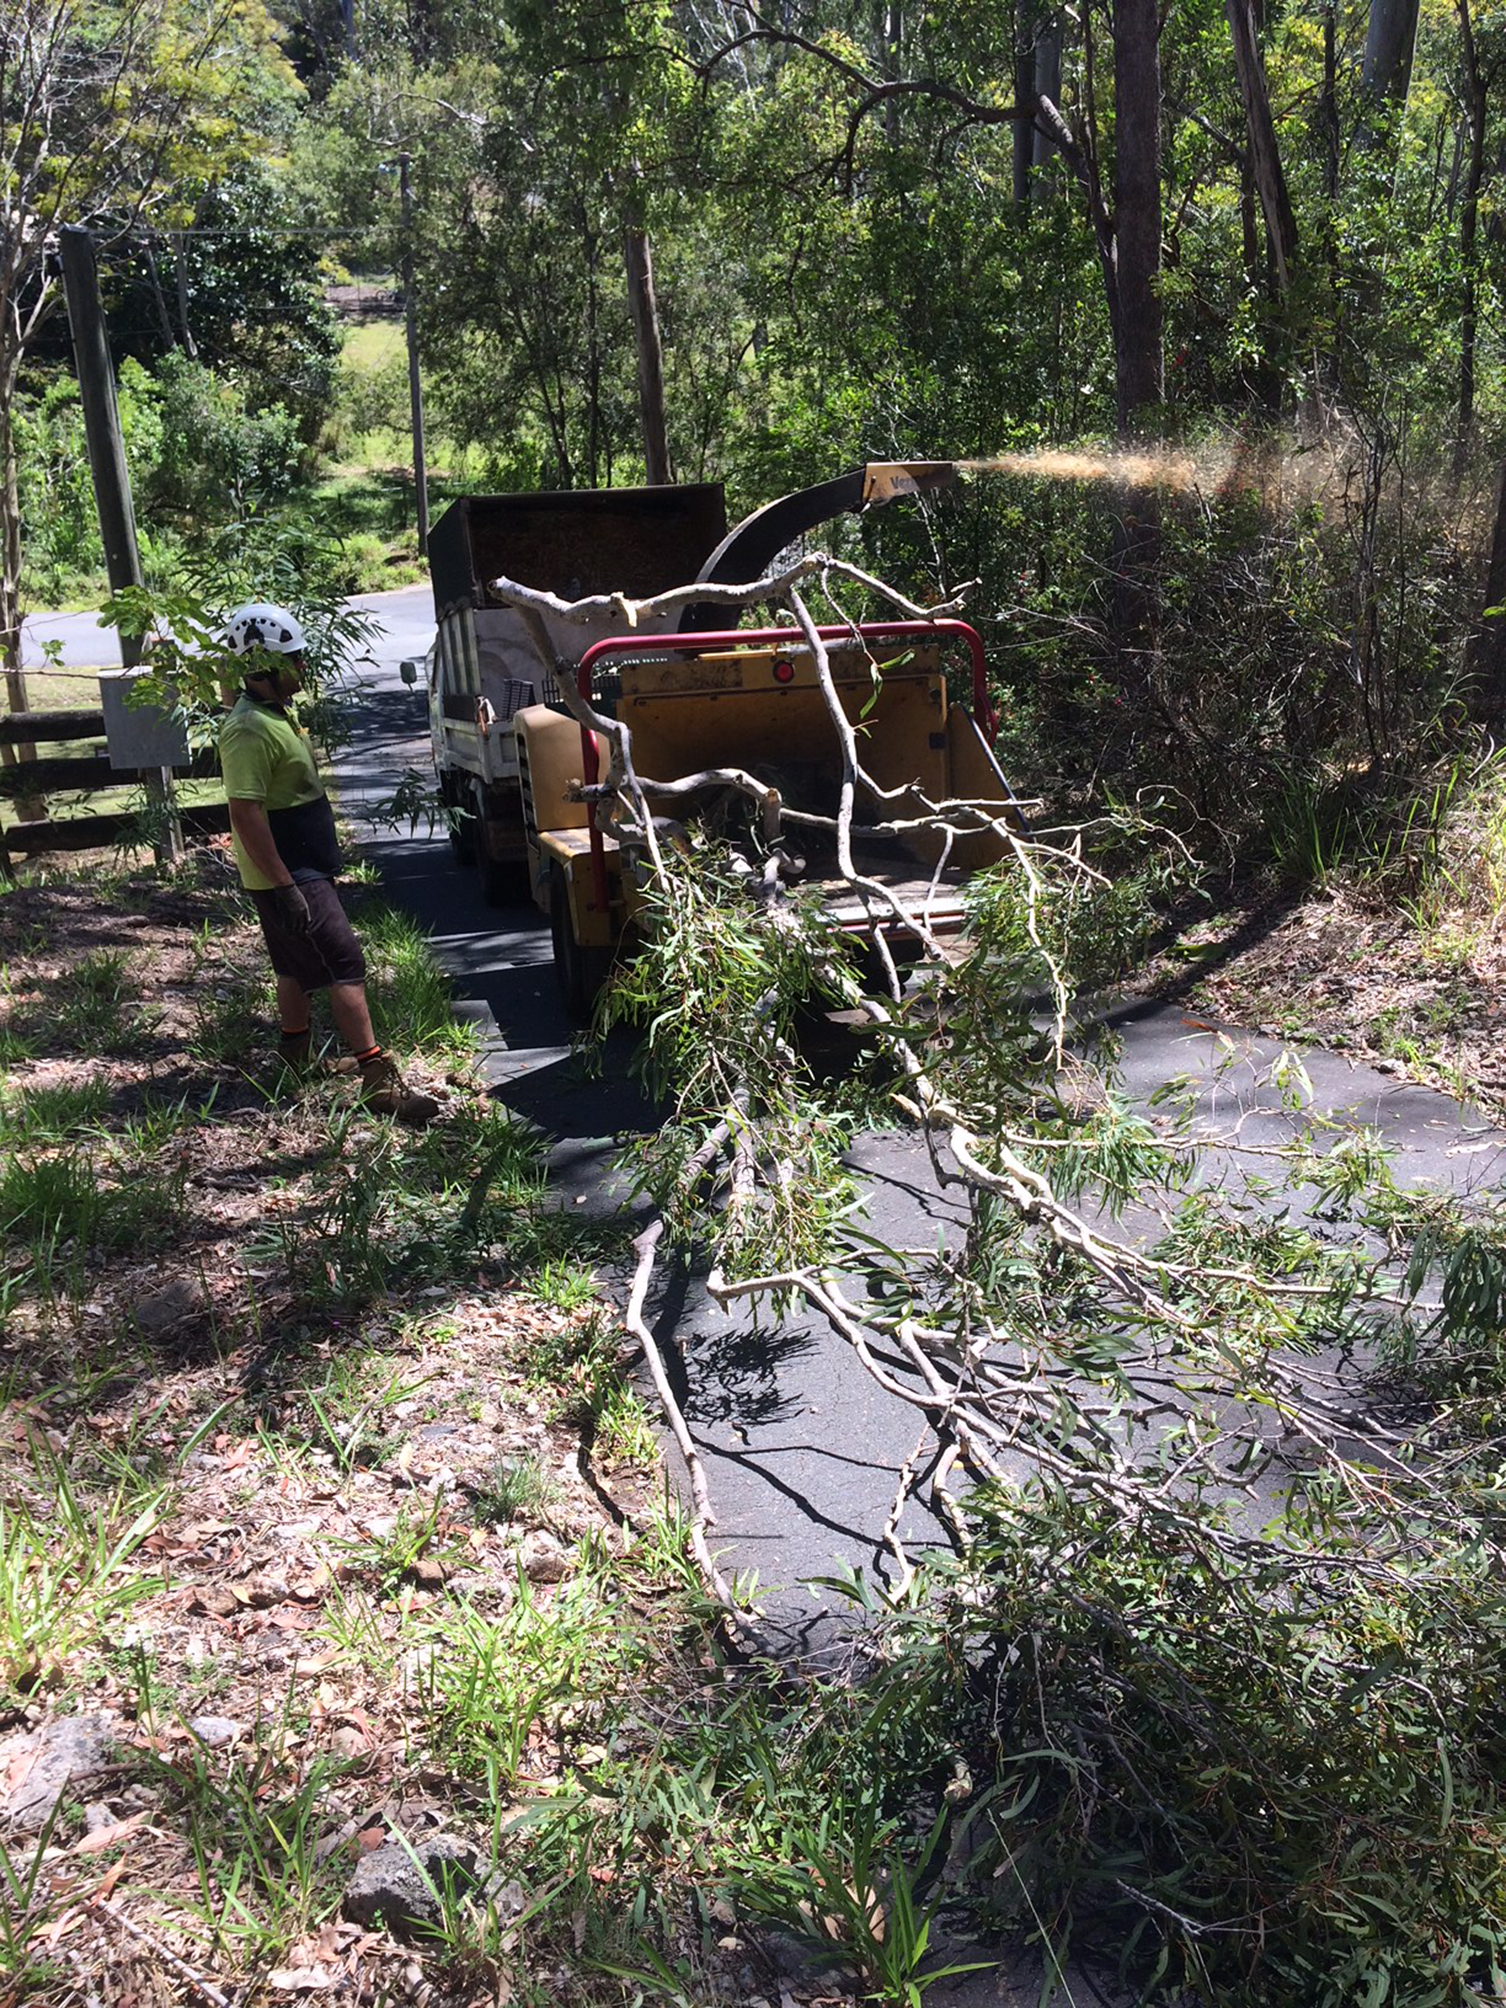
[413, 465, 1025, 1018]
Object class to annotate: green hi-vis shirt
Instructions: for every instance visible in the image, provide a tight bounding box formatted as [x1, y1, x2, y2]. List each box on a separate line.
[218, 693, 341, 891]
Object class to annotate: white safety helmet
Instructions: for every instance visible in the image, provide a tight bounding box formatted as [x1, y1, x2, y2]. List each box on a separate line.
[225, 602, 307, 658]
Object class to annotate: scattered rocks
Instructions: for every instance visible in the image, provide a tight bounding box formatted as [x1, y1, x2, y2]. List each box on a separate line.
[187, 1714, 243, 1749]
[131, 1277, 207, 1332]
[519, 1529, 569, 1583]
[0, 1712, 116, 1831]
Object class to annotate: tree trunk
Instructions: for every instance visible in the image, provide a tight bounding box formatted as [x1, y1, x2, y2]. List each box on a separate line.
[1111, 0, 1163, 434]
[1013, 2, 1036, 206]
[0, 360, 41, 821]
[1226, 0, 1299, 292]
[624, 223, 671, 485]
[1455, 0, 1487, 472]
[1033, 15, 1063, 174]
[1361, 0, 1421, 107]
[1319, 0, 1340, 202]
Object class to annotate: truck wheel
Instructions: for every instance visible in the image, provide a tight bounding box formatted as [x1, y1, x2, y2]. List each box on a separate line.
[447, 789, 474, 865]
[549, 865, 613, 1024]
[470, 782, 525, 905]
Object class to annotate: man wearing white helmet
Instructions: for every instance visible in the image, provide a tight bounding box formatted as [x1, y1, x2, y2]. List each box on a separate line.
[218, 602, 438, 1126]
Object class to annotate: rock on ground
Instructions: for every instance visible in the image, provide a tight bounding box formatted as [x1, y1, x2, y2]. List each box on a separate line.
[342, 1833, 525, 1942]
[0, 1712, 117, 1832]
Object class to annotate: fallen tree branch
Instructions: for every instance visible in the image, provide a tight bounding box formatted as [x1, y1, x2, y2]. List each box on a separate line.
[621, 1220, 759, 1633]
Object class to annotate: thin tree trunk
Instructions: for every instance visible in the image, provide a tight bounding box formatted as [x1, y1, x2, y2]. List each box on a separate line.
[624, 222, 671, 484]
[1111, 0, 1163, 433]
[1471, 457, 1506, 718]
[584, 222, 602, 489]
[0, 361, 41, 821]
[172, 234, 197, 358]
[878, 0, 902, 140]
[1033, 14, 1063, 174]
[1358, 0, 1420, 159]
[1455, 0, 1487, 473]
[1014, 3, 1036, 206]
[1319, 0, 1340, 202]
[1362, 0, 1421, 106]
[1227, 0, 1299, 292]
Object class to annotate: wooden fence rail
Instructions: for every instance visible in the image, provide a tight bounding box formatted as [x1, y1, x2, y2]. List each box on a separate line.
[0, 708, 112, 745]
[4, 803, 230, 856]
[0, 749, 218, 796]
[0, 704, 224, 868]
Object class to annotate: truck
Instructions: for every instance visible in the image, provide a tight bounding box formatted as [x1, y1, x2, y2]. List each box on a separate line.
[411, 465, 1024, 1018]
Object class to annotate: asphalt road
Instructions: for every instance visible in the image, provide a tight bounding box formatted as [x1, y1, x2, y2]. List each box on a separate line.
[27, 592, 1506, 1647]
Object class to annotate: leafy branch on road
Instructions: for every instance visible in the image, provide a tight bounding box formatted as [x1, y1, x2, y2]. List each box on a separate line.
[488, 557, 1506, 2000]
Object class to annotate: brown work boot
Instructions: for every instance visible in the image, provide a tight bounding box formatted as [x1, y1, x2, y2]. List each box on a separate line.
[357, 1052, 439, 1127]
[277, 1029, 313, 1075]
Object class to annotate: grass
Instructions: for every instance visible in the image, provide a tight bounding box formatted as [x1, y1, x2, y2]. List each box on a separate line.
[0, 1810, 73, 1987]
[0, 1442, 165, 1693]
[340, 319, 405, 370]
[416, 1558, 655, 1781]
[2, 1078, 112, 1142]
[0, 1148, 187, 1262]
[0, 853, 996, 2008]
[360, 896, 482, 1059]
[157, 1734, 345, 1965]
[327, 1494, 460, 1598]
[471, 1452, 559, 1525]
[242, 1096, 555, 1306]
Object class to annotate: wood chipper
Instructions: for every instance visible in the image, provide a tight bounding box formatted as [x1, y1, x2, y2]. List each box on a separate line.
[416, 465, 1025, 1016]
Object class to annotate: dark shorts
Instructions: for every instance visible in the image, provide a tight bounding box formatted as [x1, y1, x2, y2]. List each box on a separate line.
[249, 878, 367, 992]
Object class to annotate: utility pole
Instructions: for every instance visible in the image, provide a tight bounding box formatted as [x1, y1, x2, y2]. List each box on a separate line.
[60, 225, 181, 863]
[60, 229, 143, 647]
[399, 155, 430, 556]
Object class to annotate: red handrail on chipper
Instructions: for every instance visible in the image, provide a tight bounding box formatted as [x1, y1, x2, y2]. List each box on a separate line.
[572, 620, 996, 921]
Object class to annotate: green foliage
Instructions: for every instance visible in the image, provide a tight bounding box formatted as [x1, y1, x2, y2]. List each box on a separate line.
[0, 1444, 164, 1692]
[12, 377, 109, 600]
[133, 352, 305, 523]
[912, 1490, 1506, 2007]
[0, 1149, 186, 1261]
[159, 164, 340, 443]
[104, 532, 381, 740]
[470, 1453, 558, 1525]
[603, 841, 857, 1280]
[244, 1099, 550, 1306]
[417, 1564, 653, 1781]
[157, 1735, 345, 1960]
[0, 1079, 112, 1147]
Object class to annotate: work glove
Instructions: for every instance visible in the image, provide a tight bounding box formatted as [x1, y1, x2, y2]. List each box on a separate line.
[271, 882, 312, 936]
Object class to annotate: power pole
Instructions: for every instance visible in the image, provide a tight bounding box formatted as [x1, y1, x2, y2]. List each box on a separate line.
[399, 155, 430, 557]
[60, 225, 180, 863]
[60, 228, 144, 647]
